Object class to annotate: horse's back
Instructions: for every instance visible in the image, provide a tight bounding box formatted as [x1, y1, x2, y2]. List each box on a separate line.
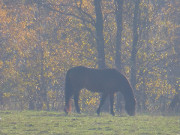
[66, 66, 131, 90]
[67, 66, 124, 91]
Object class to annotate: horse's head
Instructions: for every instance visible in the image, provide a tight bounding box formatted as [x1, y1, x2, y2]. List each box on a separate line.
[125, 98, 136, 116]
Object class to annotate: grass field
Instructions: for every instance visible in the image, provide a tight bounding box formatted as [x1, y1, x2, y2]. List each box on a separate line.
[0, 111, 179, 135]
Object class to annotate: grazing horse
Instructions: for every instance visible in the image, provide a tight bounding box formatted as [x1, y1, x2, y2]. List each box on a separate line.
[64, 66, 136, 116]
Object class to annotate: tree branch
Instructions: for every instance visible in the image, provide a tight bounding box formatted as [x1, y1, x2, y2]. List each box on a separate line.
[42, 2, 95, 26]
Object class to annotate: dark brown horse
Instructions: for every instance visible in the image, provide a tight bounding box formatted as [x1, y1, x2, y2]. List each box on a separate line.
[64, 66, 136, 116]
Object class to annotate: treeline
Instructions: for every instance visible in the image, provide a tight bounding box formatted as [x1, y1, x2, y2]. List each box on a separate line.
[0, 0, 179, 113]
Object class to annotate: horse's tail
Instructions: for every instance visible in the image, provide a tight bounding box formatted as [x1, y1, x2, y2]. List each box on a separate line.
[64, 70, 72, 114]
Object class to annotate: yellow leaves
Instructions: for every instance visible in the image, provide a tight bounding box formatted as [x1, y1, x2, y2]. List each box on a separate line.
[145, 76, 173, 101]
[171, 88, 177, 95]
[6, 47, 12, 53]
[27, 73, 31, 78]
[79, 89, 100, 111]
[3, 92, 11, 98]
[52, 67, 55, 72]
[145, 100, 149, 106]
[0, 60, 3, 68]
[42, 103, 47, 110]
[47, 72, 53, 78]
[44, 50, 50, 57]
[0, 0, 177, 113]
[86, 97, 98, 106]
[124, 66, 130, 74]
[48, 90, 56, 99]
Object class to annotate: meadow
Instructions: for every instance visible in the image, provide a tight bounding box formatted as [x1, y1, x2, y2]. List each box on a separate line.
[0, 111, 179, 135]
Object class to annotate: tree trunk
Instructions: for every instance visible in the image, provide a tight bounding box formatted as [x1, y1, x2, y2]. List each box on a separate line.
[130, 0, 140, 90]
[39, 46, 49, 111]
[94, 0, 108, 112]
[130, 0, 140, 110]
[114, 0, 124, 113]
[0, 92, 3, 107]
[94, 0, 106, 69]
[27, 85, 35, 110]
[36, 2, 49, 110]
[115, 0, 123, 70]
[169, 0, 180, 110]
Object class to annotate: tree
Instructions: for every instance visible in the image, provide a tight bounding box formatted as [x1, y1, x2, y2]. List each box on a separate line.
[115, 0, 123, 70]
[114, 0, 124, 113]
[94, 0, 106, 69]
[169, 0, 180, 111]
[0, 0, 178, 114]
[130, 0, 140, 90]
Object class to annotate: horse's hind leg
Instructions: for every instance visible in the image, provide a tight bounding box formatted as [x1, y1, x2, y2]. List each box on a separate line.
[74, 91, 81, 114]
[97, 93, 108, 116]
[64, 89, 73, 114]
[110, 93, 115, 116]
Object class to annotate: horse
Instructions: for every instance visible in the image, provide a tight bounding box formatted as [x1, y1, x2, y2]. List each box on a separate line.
[64, 66, 136, 116]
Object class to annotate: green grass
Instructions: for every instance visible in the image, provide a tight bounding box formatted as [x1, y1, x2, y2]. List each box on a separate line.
[0, 111, 179, 135]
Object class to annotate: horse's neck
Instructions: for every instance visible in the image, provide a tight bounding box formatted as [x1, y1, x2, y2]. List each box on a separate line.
[123, 89, 134, 102]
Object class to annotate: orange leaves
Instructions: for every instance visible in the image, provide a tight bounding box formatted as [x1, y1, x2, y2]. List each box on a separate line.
[0, 6, 10, 24]
[81, 0, 94, 12]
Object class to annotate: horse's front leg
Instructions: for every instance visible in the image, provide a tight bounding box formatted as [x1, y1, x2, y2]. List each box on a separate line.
[97, 93, 108, 116]
[110, 93, 115, 116]
[74, 91, 81, 114]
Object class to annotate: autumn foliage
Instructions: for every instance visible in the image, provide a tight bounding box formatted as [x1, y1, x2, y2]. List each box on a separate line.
[0, 0, 179, 113]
